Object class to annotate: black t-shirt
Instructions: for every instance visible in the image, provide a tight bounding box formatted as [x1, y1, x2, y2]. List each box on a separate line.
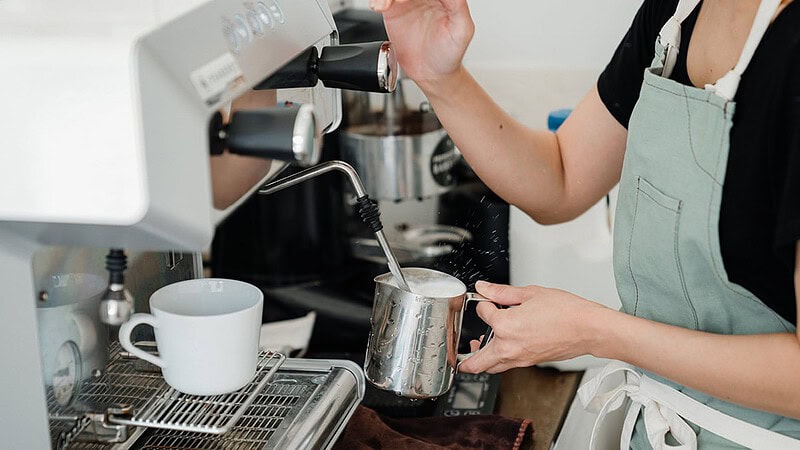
[598, 0, 800, 325]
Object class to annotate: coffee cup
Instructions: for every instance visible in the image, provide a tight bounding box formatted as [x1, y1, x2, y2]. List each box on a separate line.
[119, 278, 263, 396]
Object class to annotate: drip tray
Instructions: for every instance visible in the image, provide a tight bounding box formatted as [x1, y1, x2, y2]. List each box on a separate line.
[50, 345, 365, 450]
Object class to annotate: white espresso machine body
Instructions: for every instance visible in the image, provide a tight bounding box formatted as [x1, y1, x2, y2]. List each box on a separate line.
[0, 0, 342, 447]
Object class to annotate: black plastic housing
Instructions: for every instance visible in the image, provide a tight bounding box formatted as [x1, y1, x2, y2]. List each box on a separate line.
[255, 47, 320, 90]
[224, 105, 300, 160]
[317, 42, 388, 92]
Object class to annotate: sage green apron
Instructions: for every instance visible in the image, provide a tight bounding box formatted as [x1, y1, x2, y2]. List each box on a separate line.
[578, 0, 800, 448]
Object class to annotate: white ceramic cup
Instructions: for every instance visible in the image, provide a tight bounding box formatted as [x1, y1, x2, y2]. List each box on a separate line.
[119, 278, 263, 396]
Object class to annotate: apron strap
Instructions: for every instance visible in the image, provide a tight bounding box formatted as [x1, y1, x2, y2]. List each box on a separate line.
[657, 0, 702, 78]
[580, 362, 800, 450]
[706, 0, 782, 100]
[656, 0, 783, 99]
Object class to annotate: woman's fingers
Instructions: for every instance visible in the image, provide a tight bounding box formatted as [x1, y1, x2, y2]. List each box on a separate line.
[475, 301, 502, 326]
[370, 0, 412, 13]
[469, 339, 481, 353]
[458, 342, 501, 373]
[475, 281, 531, 306]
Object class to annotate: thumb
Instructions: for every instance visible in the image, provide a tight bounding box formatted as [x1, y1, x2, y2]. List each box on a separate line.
[475, 281, 529, 306]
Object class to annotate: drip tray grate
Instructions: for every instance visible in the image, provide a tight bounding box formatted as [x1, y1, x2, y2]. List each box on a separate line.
[136, 382, 312, 450]
[107, 351, 285, 434]
[48, 345, 364, 450]
[49, 343, 285, 440]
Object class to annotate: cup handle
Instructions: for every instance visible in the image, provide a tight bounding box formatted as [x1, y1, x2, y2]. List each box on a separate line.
[118, 313, 165, 368]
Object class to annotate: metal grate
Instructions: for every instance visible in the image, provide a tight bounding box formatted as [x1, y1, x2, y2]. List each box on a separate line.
[137, 383, 311, 450]
[108, 351, 285, 434]
[48, 342, 285, 446]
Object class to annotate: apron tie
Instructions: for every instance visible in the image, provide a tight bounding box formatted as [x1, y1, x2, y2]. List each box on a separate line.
[579, 362, 800, 449]
[579, 361, 697, 450]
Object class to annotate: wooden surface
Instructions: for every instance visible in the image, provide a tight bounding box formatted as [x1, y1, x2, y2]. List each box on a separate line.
[495, 367, 583, 450]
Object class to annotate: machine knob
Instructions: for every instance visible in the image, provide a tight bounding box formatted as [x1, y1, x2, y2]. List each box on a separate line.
[316, 41, 397, 93]
[221, 103, 321, 166]
[253, 41, 398, 93]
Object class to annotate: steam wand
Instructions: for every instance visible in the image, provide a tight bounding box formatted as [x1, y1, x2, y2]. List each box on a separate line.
[258, 161, 411, 292]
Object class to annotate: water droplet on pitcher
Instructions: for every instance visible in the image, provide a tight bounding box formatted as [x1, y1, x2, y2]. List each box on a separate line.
[438, 367, 445, 373]
[438, 342, 446, 348]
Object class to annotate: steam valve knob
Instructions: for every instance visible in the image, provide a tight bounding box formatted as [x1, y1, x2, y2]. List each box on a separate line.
[218, 103, 321, 166]
[316, 41, 397, 93]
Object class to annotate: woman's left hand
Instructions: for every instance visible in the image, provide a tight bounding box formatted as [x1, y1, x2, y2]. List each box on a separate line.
[458, 281, 610, 374]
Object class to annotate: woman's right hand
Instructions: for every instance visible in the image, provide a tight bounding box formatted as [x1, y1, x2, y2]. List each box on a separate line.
[371, 0, 474, 95]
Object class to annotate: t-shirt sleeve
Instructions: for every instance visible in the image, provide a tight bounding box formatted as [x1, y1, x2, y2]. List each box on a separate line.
[774, 44, 800, 263]
[597, 0, 671, 128]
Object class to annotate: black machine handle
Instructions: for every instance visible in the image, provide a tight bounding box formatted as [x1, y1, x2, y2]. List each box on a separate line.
[317, 41, 397, 93]
[255, 41, 397, 93]
[209, 103, 322, 166]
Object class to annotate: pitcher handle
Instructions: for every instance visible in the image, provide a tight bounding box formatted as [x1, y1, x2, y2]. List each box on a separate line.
[457, 292, 498, 368]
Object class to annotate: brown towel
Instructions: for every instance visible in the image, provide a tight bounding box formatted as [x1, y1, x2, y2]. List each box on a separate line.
[333, 406, 533, 450]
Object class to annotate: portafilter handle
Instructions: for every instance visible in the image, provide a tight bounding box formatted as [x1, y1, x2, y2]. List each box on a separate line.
[255, 41, 398, 93]
[258, 161, 411, 292]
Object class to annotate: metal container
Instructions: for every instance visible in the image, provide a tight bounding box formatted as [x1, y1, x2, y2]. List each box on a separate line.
[340, 77, 461, 201]
[364, 267, 491, 399]
[340, 125, 459, 201]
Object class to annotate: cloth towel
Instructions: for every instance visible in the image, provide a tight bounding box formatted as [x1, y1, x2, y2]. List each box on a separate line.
[333, 406, 533, 450]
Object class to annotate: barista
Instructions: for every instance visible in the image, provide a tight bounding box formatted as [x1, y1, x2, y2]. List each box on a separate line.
[372, 0, 800, 447]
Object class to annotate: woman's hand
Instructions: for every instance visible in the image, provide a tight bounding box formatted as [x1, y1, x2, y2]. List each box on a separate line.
[371, 0, 474, 94]
[458, 281, 611, 374]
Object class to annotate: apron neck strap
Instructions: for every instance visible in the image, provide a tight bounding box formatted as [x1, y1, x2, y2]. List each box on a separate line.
[656, 0, 783, 100]
[708, 0, 782, 100]
[657, 0, 702, 79]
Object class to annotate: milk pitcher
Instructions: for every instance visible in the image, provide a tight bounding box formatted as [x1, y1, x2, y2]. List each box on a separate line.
[365, 267, 494, 398]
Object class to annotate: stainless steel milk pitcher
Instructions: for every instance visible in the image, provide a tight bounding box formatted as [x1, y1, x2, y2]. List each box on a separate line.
[365, 267, 493, 398]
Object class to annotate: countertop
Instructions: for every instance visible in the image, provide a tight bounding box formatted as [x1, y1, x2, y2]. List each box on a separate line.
[496, 367, 583, 450]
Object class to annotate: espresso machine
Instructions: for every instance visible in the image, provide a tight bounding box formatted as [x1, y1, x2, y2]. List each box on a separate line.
[0, 0, 401, 447]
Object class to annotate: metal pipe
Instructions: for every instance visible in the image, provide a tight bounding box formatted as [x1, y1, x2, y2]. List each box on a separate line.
[258, 160, 410, 292]
[259, 160, 368, 197]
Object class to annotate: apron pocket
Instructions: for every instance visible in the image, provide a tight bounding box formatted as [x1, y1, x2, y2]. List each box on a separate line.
[626, 176, 698, 329]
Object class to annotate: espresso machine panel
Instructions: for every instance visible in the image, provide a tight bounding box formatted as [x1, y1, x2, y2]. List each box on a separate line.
[0, 0, 375, 447]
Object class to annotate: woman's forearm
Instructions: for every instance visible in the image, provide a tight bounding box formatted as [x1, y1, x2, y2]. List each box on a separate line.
[590, 307, 800, 419]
